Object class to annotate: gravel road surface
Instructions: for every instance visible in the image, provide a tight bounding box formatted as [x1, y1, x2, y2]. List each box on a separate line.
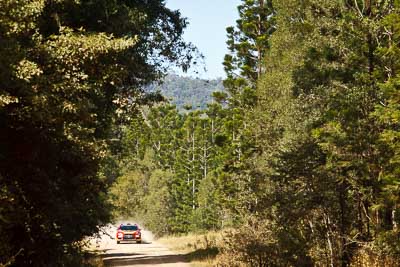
[91, 224, 190, 267]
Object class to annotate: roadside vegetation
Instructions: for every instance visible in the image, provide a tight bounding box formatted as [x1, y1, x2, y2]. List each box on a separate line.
[158, 231, 221, 267]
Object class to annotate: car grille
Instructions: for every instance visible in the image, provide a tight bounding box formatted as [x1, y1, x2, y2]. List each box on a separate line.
[123, 234, 134, 239]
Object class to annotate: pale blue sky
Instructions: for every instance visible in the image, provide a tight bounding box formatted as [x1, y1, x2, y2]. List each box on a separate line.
[166, 0, 241, 79]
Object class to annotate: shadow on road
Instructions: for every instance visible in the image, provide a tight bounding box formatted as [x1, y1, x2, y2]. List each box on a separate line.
[114, 240, 153, 245]
[103, 254, 189, 266]
[184, 246, 219, 262]
[101, 252, 144, 258]
[103, 247, 219, 266]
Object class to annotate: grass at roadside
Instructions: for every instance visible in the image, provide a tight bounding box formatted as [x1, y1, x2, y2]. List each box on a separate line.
[83, 252, 105, 267]
[158, 231, 223, 267]
[81, 238, 106, 267]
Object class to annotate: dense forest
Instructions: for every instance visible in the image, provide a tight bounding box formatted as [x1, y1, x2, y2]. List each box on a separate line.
[146, 74, 225, 110]
[2, 0, 400, 266]
[111, 0, 400, 266]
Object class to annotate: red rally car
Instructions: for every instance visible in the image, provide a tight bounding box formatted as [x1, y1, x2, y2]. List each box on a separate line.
[116, 223, 142, 244]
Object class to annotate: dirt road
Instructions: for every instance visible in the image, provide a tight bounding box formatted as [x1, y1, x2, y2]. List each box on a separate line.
[91, 224, 190, 267]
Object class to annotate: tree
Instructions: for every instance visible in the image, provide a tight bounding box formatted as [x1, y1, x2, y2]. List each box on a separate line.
[143, 169, 174, 237]
[223, 0, 275, 104]
[212, 1, 275, 224]
[371, 0, 400, 257]
[0, 0, 196, 265]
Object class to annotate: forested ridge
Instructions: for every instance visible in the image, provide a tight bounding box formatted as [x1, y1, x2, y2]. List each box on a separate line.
[146, 74, 225, 110]
[2, 0, 400, 266]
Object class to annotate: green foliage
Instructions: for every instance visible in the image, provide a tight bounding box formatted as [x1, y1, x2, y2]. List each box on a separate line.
[192, 173, 222, 231]
[217, 217, 313, 267]
[109, 150, 174, 237]
[220, 0, 400, 266]
[109, 169, 147, 218]
[0, 0, 196, 265]
[110, 100, 233, 235]
[223, 0, 275, 98]
[143, 169, 174, 236]
[112, 4, 278, 232]
[210, 1, 277, 225]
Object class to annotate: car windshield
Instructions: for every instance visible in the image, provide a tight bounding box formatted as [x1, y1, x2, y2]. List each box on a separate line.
[120, 225, 138, 231]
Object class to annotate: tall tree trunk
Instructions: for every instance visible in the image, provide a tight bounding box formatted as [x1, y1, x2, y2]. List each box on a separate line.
[257, 0, 264, 79]
[192, 126, 196, 209]
[339, 181, 351, 267]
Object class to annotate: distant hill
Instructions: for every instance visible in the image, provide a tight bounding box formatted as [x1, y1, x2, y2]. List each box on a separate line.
[146, 74, 225, 110]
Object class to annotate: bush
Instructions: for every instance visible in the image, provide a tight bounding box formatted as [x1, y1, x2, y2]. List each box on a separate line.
[215, 216, 315, 267]
[215, 217, 281, 267]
